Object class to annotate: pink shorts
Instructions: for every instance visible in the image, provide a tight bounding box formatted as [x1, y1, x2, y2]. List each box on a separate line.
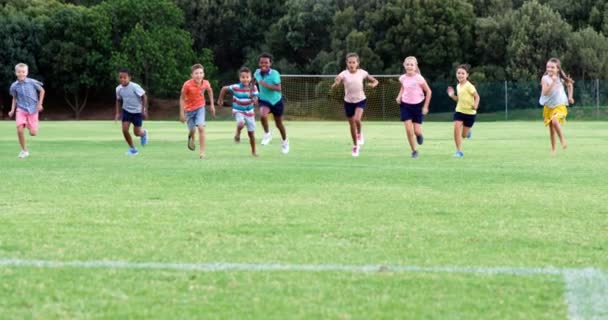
[16, 109, 39, 132]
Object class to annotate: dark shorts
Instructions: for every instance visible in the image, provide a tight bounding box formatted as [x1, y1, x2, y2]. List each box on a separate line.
[122, 110, 143, 127]
[453, 112, 476, 128]
[400, 102, 424, 123]
[259, 99, 284, 117]
[344, 99, 367, 118]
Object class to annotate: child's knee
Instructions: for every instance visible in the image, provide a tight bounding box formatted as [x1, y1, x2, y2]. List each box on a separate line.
[29, 130, 37, 136]
[236, 122, 245, 129]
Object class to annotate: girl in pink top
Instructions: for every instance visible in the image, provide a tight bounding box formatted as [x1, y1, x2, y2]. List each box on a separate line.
[396, 56, 432, 158]
[331, 53, 379, 157]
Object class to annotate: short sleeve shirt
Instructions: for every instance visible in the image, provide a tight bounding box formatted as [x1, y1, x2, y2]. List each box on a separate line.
[182, 79, 211, 112]
[339, 69, 369, 103]
[399, 73, 426, 104]
[116, 82, 146, 113]
[229, 83, 259, 116]
[254, 68, 282, 105]
[10, 78, 43, 113]
[455, 81, 477, 115]
[539, 75, 568, 108]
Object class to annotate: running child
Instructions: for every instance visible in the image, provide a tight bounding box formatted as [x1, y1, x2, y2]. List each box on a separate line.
[254, 53, 289, 154]
[396, 56, 432, 158]
[447, 64, 480, 158]
[539, 57, 574, 155]
[217, 67, 259, 157]
[115, 69, 148, 156]
[8, 63, 45, 159]
[180, 64, 215, 159]
[331, 53, 379, 157]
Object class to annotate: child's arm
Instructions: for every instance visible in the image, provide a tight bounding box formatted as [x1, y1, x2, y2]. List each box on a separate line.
[395, 86, 403, 104]
[567, 82, 574, 104]
[36, 87, 45, 112]
[331, 75, 343, 89]
[447, 86, 458, 102]
[541, 76, 557, 96]
[141, 94, 148, 119]
[179, 91, 186, 123]
[206, 87, 215, 117]
[422, 82, 432, 115]
[115, 98, 121, 121]
[216, 86, 228, 107]
[473, 91, 480, 110]
[366, 75, 379, 88]
[258, 80, 281, 91]
[8, 97, 16, 118]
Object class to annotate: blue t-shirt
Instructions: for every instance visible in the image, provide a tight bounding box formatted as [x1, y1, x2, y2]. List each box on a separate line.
[116, 82, 146, 113]
[254, 68, 282, 105]
[228, 83, 258, 115]
[9, 78, 43, 113]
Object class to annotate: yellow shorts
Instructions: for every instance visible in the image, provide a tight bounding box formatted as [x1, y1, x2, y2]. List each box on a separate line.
[543, 105, 567, 126]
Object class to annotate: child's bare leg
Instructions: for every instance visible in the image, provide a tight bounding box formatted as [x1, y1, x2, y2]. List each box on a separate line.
[551, 118, 567, 149]
[354, 108, 364, 135]
[461, 126, 471, 139]
[348, 117, 357, 145]
[198, 126, 205, 157]
[236, 123, 244, 139]
[122, 122, 134, 147]
[17, 125, 27, 150]
[133, 126, 144, 137]
[404, 121, 416, 151]
[260, 107, 270, 134]
[413, 123, 423, 138]
[274, 116, 287, 140]
[453, 121, 463, 151]
[248, 131, 257, 156]
[549, 124, 556, 155]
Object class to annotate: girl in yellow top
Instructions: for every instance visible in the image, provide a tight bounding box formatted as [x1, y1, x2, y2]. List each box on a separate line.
[447, 64, 480, 158]
[539, 57, 574, 155]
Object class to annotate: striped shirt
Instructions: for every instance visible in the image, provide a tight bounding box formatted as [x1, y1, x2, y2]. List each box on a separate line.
[10, 78, 43, 113]
[229, 83, 259, 116]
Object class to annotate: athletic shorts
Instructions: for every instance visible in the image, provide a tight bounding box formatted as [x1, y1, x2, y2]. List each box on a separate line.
[453, 112, 476, 128]
[344, 99, 367, 118]
[235, 112, 255, 132]
[16, 109, 39, 132]
[122, 110, 143, 127]
[400, 101, 424, 123]
[259, 99, 284, 117]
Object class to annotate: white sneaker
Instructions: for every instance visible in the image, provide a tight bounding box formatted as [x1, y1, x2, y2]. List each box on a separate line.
[357, 133, 365, 145]
[261, 132, 272, 145]
[18, 150, 29, 158]
[281, 139, 290, 154]
[351, 145, 359, 157]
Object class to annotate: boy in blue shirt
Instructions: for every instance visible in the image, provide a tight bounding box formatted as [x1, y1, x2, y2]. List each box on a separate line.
[8, 63, 45, 159]
[254, 53, 289, 154]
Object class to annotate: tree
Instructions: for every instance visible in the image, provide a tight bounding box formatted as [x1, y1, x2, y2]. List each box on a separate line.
[40, 5, 112, 119]
[565, 27, 608, 79]
[111, 24, 210, 97]
[505, 1, 572, 80]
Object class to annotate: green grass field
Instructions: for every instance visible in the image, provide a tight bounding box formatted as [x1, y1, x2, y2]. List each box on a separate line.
[1, 120, 607, 319]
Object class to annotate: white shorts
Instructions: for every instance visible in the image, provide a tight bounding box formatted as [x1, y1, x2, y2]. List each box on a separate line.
[235, 112, 255, 132]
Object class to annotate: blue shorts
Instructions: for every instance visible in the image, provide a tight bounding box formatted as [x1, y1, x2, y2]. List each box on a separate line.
[259, 99, 284, 117]
[453, 112, 476, 128]
[344, 99, 367, 118]
[400, 102, 424, 123]
[122, 110, 143, 127]
[186, 107, 206, 130]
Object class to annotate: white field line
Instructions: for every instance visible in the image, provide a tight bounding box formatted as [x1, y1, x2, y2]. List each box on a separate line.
[0, 259, 606, 320]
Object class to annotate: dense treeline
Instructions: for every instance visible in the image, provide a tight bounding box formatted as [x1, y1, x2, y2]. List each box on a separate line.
[2, 0, 608, 117]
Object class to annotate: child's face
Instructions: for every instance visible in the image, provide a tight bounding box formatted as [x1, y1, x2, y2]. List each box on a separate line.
[546, 62, 558, 76]
[240, 72, 252, 86]
[404, 60, 417, 74]
[259, 58, 271, 73]
[15, 67, 28, 81]
[192, 68, 205, 82]
[346, 57, 359, 72]
[456, 68, 468, 83]
[118, 72, 131, 86]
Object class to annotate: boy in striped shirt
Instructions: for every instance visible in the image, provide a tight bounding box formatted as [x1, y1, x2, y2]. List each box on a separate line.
[217, 67, 259, 156]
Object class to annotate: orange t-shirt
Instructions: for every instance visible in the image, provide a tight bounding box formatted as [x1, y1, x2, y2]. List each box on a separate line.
[181, 79, 211, 112]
